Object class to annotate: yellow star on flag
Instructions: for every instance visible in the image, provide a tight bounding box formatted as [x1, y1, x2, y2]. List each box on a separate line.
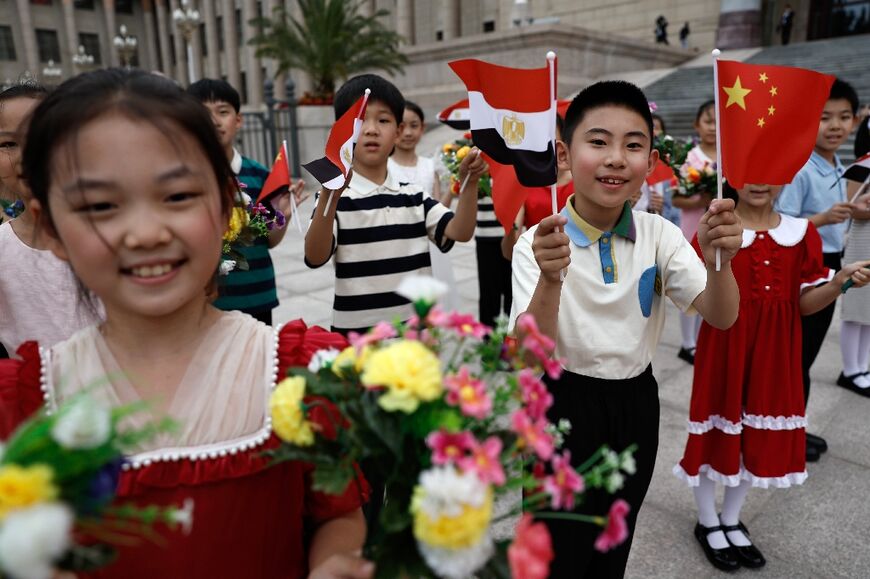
[723, 76, 752, 110]
[757, 117, 765, 128]
[769, 86, 778, 97]
[759, 72, 768, 83]
[768, 105, 776, 116]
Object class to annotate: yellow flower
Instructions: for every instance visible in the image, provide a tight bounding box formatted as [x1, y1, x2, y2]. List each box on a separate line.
[455, 145, 471, 161]
[332, 346, 371, 378]
[361, 340, 442, 413]
[223, 206, 249, 243]
[412, 485, 493, 550]
[442, 142, 456, 154]
[269, 377, 314, 446]
[0, 464, 58, 520]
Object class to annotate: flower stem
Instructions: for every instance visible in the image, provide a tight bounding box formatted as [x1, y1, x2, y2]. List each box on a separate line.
[532, 511, 606, 526]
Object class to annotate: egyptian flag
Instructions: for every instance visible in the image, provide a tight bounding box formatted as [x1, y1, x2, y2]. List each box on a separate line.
[438, 98, 470, 130]
[449, 58, 556, 187]
[303, 89, 370, 189]
[257, 142, 292, 204]
[717, 60, 833, 188]
[843, 153, 870, 184]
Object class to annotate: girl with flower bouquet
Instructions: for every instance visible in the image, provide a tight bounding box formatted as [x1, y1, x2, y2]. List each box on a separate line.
[0, 69, 368, 578]
[672, 99, 718, 365]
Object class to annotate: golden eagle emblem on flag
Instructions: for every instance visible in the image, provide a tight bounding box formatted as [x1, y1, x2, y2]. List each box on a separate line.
[502, 115, 525, 146]
[342, 145, 352, 165]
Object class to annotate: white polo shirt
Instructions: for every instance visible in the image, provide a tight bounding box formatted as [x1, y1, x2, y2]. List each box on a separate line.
[510, 197, 708, 380]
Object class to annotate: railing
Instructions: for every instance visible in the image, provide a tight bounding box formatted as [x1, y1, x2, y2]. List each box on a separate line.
[237, 78, 301, 175]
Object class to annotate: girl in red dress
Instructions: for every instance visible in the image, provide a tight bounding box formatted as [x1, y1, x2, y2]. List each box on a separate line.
[674, 182, 870, 572]
[0, 69, 370, 579]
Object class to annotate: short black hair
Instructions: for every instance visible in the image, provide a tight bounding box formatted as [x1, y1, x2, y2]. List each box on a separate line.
[695, 99, 715, 123]
[562, 80, 654, 149]
[829, 78, 859, 115]
[334, 74, 404, 123]
[187, 78, 241, 113]
[855, 116, 869, 159]
[403, 100, 424, 123]
[651, 113, 666, 134]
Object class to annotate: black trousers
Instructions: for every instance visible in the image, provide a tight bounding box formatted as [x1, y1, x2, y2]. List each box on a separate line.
[475, 237, 512, 328]
[801, 252, 842, 405]
[543, 366, 660, 579]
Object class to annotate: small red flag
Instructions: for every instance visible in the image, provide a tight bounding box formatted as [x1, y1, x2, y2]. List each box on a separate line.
[717, 60, 834, 188]
[303, 90, 369, 190]
[646, 159, 676, 187]
[257, 144, 291, 204]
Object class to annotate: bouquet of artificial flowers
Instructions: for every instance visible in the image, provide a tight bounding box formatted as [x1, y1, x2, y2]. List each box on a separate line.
[220, 180, 287, 275]
[654, 135, 717, 198]
[0, 393, 192, 579]
[268, 276, 636, 578]
[441, 133, 492, 199]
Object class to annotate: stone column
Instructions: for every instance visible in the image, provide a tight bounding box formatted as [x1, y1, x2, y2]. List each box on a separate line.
[243, 0, 263, 106]
[716, 0, 762, 49]
[395, 0, 414, 45]
[61, 0, 79, 73]
[286, 0, 311, 96]
[155, 0, 174, 77]
[221, 0, 242, 91]
[168, 0, 187, 84]
[443, 0, 460, 40]
[14, 0, 39, 75]
[263, 0, 285, 100]
[201, 0, 221, 78]
[102, 0, 120, 67]
[142, 0, 160, 71]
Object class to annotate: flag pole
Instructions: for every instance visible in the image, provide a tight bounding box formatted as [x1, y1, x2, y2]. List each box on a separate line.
[323, 88, 370, 217]
[546, 50, 563, 281]
[283, 139, 303, 233]
[712, 48, 724, 271]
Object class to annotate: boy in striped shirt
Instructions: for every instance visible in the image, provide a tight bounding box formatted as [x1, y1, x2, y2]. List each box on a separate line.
[305, 74, 486, 335]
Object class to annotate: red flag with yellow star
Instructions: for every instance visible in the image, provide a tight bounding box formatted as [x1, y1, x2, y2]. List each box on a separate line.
[257, 143, 292, 204]
[717, 60, 834, 189]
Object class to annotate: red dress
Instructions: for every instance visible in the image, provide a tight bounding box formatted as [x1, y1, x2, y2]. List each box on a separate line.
[523, 181, 573, 229]
[674, 216, 833, 488]
[0, 319, 366, 579]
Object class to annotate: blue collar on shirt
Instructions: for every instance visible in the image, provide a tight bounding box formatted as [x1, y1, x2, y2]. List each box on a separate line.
[807, 150, 843, 178]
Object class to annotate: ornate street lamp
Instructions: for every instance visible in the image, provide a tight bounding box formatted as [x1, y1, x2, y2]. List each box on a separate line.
[72, 44, 95, 70]
[113, 24, 138, 68]
[42, 59, 62, 81]
[172, 0, 201, 85]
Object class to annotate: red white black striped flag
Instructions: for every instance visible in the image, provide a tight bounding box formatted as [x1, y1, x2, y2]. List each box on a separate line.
[448, 58, 557, 187]
[844, 152, 870, 184]
[437, 98, 470, 130]
[303, 89, 370, 190]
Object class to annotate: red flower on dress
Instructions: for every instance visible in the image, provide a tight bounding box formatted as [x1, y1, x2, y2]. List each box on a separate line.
[594, 499, 631, 552]
[508, 514, 553, 579]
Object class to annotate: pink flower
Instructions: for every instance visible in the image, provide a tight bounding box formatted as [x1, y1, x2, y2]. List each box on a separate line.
[594, 499, 631, 553]
[508, 514, 553, 579]
[518, 369, 553, 420]
[543, 451, 584, 510]
[426, 430, 474, 465]
[517, 314, 555, 351]
[348, 321, 397, 352]
[426, 306, 451, 328]
[511, 410, 554, 461]
[444, 367, 492, 419]
[458, 436, 506, 485]
[517, 315, 563, 378]
[447, 312, 490, 339]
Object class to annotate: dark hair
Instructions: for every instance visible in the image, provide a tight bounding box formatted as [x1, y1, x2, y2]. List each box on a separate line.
[829, 78, 859, 115]
[334, 73, 404, 124]
[562, 80, 654, 149]
[0, 83, 48, 103]
[187, 78, 241, 113]
[695, 99, 715, 123]
[855, 116, 869, 159]
[403, 100, 424, 123]
[722, 179, 739, 204]
[556, 113, 564, 135]
[651, 113, 666, 134]
[23, 69, 236, 232]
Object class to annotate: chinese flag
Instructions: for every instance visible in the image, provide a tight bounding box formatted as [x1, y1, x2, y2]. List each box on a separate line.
[257, 143, 291, 204]
[717, 60, 834, 188]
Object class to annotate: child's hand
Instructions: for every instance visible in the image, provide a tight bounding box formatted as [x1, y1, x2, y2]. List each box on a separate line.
[532, 214, 570, 283]
[823, 202, 855, 225]
[272, 180, 311, 217]
[308, 552, 374, 579]
[457, 148, 488, 191]
[836, 260, 870, 290]
[697, 198, 742, 267]
[649, 190, 664, 213]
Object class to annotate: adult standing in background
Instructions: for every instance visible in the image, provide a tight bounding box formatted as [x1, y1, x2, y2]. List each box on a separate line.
[680, 22, 691, 49]
[778, 4, 795, 45]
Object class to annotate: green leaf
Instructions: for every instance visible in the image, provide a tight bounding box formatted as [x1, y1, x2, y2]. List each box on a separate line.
[311, 461, 356, 495]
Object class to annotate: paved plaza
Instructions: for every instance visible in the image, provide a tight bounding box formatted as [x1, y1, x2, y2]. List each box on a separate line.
[272, 196, 870, 578]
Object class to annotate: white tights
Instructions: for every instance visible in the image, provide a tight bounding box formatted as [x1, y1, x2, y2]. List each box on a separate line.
[841, 321, 870, 387]
[693, 477, 753, 549]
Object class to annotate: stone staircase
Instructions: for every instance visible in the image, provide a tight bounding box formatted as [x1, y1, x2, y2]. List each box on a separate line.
[643, 34, 870, 163]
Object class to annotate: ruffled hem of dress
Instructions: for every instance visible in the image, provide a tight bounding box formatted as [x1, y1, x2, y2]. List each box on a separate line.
[672, 463, 808, 489]
[687, 412, 807, 434]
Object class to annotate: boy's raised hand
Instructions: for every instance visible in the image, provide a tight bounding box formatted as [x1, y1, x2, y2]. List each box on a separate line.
[836, 260, 870, 289]
[697, 198, 743, 268]
[532, 214, 571, 283]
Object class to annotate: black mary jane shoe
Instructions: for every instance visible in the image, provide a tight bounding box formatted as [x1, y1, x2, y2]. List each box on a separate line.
[805, 443, 821, 462]
[806, 432, 828, 454]
[678, 347, 696, 365]
[722, 521, 766, 569]
[694, 522, 740, 572]
[836, 372, 870, 398]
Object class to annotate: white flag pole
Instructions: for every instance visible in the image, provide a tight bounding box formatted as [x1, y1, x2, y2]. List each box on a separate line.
[323, 88, 370, 217]
[711, 48, 724, 271]
[546, 50, 564, 281]
[283, 139, 303, 233]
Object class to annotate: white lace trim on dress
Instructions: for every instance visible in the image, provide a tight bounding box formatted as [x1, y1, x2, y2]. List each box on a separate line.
[741, 214, 809, 248]
[686, 414, 742, 435]
[687, 412, 807, 433]
[800, 268, 835, 291]
[673, 463, 808, 489]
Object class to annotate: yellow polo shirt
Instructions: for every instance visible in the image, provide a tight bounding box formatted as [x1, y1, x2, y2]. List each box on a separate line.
[510, 197, 708, 380]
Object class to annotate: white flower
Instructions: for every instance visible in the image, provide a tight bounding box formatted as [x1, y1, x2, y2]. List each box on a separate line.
[603, 449, 620, 469]
[50, 395, 111, 450]
[0, 502, 73, 579]
[396, 274, 448, 305]
[169, 498, 195, 535]
[619, 450, 636, 475]
[236, 191, 252, 206]
[605, 471, 625, 493]
[414, 466, 488, 519]
[219, 260, 237, 276]
[418, 535, 494, 579]
[307, 348, 341, 373]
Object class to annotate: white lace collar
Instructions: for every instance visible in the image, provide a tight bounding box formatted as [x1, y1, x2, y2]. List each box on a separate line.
[741, 214, 808, 248]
